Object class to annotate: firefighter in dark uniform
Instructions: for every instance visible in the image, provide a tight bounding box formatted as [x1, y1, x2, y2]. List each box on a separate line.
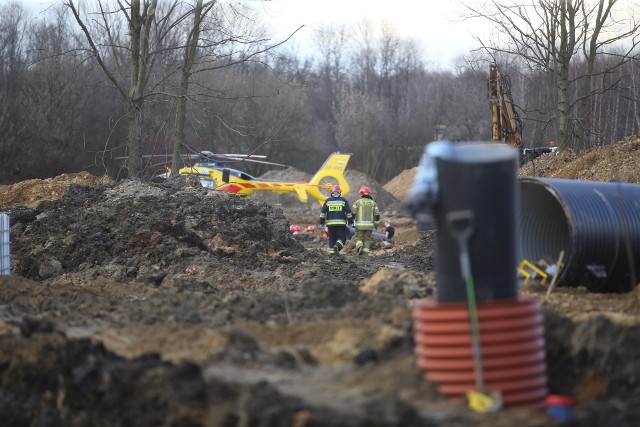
[319, 185, 353, 255]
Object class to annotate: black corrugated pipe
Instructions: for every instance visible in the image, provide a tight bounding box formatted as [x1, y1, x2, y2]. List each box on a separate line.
[519, 178, 640, 293]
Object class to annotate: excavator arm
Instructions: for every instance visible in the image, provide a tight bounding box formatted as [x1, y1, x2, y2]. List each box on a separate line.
[488, 62, 523, 147]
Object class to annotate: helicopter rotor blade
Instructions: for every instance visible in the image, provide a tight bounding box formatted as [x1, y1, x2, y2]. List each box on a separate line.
[217, 153, 268, 159]
[115, 150, 287, 168]
[187, 152, 287, 167]
[114, 154, 172, 160]
[221, 157, 288, 167]
[200, 153, 270, 161]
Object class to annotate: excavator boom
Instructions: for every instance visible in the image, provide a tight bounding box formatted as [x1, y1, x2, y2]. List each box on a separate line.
[488, 62, 523, 147]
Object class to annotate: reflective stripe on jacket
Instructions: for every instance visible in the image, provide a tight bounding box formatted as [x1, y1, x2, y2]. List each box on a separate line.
[353, 197, 380, 229]
[320, 197, 353, 227]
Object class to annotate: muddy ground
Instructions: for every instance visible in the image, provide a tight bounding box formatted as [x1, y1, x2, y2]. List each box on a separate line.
[1, 138, 640, 426]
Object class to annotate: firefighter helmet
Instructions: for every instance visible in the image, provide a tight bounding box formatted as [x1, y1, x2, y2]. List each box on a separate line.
[359, 186, 371, 197]
[330, 185, 341, 195]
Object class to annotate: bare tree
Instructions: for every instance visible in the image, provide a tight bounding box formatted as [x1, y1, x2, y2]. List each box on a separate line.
[463, 0, 640, 150]
[169, 0, 297, 169]
[66, 0, 174, 178]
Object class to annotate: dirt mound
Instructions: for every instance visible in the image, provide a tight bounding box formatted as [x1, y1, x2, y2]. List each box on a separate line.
[519, 135, 640, 183]
[344, 169, 400, 212]
[258, 165, 309, 183]
[8, 177, 299, 284]
[0, 171, 112, 208]
[383, 167, 419, 201]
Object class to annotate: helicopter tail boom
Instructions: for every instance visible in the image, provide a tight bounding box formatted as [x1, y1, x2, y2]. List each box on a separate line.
[306, 152, 351, 204]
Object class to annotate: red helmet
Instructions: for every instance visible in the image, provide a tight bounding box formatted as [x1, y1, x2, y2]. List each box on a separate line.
[306, 225, 315, 233]
[359, 186, 371, 197]
[331, 185, 341, 195]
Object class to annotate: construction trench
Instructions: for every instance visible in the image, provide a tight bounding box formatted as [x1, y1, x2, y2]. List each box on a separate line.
[0, 140, 640, 426]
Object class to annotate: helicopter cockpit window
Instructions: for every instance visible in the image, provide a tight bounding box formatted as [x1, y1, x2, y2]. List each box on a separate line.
[226, 169, 256, 180]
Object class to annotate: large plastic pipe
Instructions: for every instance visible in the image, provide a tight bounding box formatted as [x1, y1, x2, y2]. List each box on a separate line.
[436, 143, 519, 302]
[519, 178, 640, 292]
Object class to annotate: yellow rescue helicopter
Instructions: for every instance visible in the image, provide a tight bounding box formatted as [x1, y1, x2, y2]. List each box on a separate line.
[167, 151, 352, 205]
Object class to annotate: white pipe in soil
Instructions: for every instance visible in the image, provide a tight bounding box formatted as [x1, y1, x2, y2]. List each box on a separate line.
[0, 213, 9, 275]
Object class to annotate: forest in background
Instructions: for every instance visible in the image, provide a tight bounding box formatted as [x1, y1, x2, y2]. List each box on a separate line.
[1, 0, 639, 185]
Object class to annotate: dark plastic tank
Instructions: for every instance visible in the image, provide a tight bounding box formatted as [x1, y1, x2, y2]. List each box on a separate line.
[434, 143, 520, 302]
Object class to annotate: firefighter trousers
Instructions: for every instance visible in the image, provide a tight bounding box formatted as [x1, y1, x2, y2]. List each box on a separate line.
[354, 229, 374, 254]
[327, 226, 349, 254]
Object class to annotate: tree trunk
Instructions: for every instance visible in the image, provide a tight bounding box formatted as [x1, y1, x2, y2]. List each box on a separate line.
[171, 0, 205, 176]
[633, 61, 640, 134]
[126, 101, 143, 176]
[126, 0, 143, 177]
[556, 0, 573, 150]
[576, 1, 609, 151]
[558, 65, 571, 149]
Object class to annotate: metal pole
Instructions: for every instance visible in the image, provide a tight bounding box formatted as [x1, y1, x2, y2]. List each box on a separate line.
[0, 212, 10, 275]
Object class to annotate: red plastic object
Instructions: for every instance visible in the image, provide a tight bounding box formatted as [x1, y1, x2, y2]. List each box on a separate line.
[545, 394, 573, 406]
[413, 325, 544, 346]
[412, 295, 548, 410]
[416, 350, 545, 371]
[413, 298, 540, 321]
[414, 312, 543, 333]
[414, 336, 545, 358]
[422, 362, 546, 383]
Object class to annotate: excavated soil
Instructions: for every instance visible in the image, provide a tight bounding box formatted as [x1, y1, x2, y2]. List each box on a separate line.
[1, 138, 640, 426]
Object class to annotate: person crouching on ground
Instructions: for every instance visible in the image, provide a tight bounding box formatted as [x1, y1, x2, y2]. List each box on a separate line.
[382, 220, 395, 248]
[319, 185, 353, 255]
[352, 186, 380, 255]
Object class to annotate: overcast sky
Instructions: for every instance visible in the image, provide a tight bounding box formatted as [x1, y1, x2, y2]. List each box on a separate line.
[252, 0, 640, 69]
[22, 0, 640, 70]
[23, 0, 480, 68]
[250, 0, 482, 69]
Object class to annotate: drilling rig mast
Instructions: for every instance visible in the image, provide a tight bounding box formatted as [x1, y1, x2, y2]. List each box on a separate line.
[488, 62, 523, 147]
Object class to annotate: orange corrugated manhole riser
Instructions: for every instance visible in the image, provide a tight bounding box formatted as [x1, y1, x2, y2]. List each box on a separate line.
[412, 295, 547, 411]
